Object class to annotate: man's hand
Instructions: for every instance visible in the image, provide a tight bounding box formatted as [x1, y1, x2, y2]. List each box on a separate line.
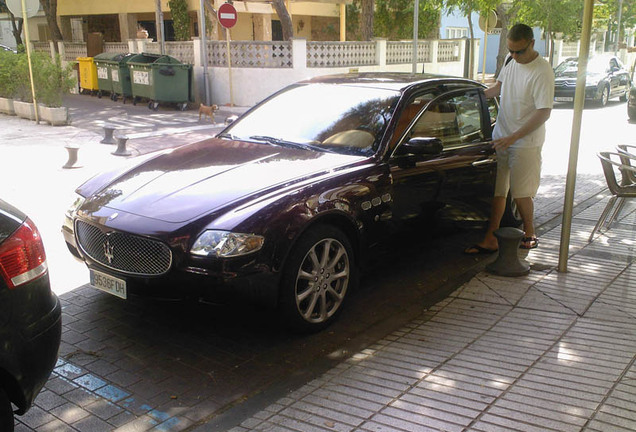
[493, 108, 551, 150]
[492, 134, 518, 150]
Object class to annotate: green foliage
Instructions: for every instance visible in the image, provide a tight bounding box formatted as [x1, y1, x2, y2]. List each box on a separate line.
[0, 50, 19, 98]
[516, 0, 583, 40]
[375, 0, 441, 39]
[347, 0, 442, 40]
[2, 51, 75, 106]
[169, 0, 191, 41]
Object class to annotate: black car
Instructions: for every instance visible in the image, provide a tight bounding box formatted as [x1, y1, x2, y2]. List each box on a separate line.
[1, 199, 62, 431]
[554, 54, 632, 106]
[63, 73, 518, 332]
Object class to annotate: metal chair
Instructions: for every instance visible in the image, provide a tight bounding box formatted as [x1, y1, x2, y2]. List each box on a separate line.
[616, 144, 636, 185]
[588, 151, 636, 242]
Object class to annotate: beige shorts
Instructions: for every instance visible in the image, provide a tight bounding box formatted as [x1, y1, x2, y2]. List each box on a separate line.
[494, 146, 542, 199]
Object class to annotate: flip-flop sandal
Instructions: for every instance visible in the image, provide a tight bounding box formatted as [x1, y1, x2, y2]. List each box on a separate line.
[464, 244, 498, 255]
[519, 236, 539, 249]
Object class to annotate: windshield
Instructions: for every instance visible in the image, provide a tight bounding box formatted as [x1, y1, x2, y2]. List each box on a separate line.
[223, 84, 400, 156]
[555, 56, 620, 78]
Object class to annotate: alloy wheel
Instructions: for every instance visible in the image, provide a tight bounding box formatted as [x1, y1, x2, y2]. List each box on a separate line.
[600, 86, 609, 106]
[294, 237, 350, 324]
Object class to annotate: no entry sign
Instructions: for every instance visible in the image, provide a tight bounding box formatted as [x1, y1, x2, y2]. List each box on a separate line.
[218, 3, 238, 29]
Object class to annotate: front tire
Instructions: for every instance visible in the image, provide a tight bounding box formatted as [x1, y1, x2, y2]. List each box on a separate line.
[599, 85, 610, 107]
[279, 225, 355, 333]
[0, 388, 14, 432]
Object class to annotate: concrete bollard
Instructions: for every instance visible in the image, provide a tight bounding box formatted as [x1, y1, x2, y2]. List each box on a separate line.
[112, 136, 131, 156]
[100, 124, 117, 144]
[485, 227, 530, 277]
[62, 144, 82, 169]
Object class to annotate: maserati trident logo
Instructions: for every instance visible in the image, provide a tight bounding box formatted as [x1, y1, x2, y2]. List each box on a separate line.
[103, 240, 115, 264]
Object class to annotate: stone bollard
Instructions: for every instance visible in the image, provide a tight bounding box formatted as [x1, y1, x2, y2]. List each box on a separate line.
[62, 144, 82, 169]
[100, 124, 117, 144]
[486, 227, 530, 277]
[112, 136, 131, 156]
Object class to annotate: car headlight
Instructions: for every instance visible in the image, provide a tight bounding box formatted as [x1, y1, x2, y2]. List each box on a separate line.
[191, 230, 265, 258]
[63, 194, 85, 231]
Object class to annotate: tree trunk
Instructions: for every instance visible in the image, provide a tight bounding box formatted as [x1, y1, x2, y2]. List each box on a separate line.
[9, 12, 24, 47]
[39, 0, 64, 43]
[272, 0, 293, 41]
[494, 3, 515, 78]
[359, 0, 373, 41]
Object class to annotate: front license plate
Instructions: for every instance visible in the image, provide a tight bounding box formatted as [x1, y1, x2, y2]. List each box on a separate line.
[90, 269, 127, 299]
[555, 96, 573, 102]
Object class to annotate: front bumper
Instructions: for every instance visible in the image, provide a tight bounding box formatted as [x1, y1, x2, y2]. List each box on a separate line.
[63, 222, 279, 306]
[554, 85, 601, 101]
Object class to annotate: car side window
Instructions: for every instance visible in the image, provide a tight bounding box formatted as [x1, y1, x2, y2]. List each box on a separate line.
[487, 97, 498, 128]
[409, 89, 485, 147]
[390, 91, 438, 145]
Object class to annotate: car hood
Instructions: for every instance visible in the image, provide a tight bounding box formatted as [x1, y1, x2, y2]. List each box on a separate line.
[79, 138, 366, 223]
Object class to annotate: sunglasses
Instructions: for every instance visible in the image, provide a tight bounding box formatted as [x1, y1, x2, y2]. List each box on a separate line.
[509, 40, 533, 55]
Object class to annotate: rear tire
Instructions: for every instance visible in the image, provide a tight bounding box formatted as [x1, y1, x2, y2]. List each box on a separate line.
[501, 193, 523, 228]
[279, 225, 356, 333]
[0, 388, 14, 432]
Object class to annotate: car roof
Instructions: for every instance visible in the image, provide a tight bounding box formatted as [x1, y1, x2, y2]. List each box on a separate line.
[298, 72, 480, 92]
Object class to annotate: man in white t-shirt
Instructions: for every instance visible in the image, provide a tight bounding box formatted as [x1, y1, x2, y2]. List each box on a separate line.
[465, 23, 554, 254]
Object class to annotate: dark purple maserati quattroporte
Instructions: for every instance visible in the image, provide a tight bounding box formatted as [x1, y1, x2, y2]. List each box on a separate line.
[63, 73, 514, 332]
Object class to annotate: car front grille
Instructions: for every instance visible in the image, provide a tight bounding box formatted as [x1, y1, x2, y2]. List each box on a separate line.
[556, 81, 575, 88]
[76, 220, 172, 276]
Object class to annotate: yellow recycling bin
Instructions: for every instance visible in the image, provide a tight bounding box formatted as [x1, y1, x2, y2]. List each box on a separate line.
[76, 57, 99, 94]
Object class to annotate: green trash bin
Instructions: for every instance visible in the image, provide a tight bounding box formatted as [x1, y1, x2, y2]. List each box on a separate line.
[94, 52, 120, 99]
[127, 53, 193, 111]
[95, 53, 135, 103]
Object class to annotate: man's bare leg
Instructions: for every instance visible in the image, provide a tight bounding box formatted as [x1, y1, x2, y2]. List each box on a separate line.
[515, 196, 537, 247]
[465, 196, 506, 253]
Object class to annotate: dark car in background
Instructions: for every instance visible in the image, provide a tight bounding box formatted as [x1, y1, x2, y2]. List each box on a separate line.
[62, 73, 517, 332]
[0, 199, 62, 431]
[554, 54, 632, 106]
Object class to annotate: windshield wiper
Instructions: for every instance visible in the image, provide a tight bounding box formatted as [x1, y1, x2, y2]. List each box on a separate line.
[217, 132, 239, 140]
[248, 135, 330, 153]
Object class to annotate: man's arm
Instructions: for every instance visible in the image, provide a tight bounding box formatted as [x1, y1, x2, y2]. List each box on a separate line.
[484, 81, 502, 99]
[492, 108, 552, 150]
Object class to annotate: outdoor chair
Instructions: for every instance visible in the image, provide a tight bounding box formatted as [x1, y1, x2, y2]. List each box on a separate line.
[616, 144, 636, 185]
[588, 151, 636, 242]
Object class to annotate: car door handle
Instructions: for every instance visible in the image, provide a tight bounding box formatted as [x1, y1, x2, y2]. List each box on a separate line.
[472, 157, 496, 167]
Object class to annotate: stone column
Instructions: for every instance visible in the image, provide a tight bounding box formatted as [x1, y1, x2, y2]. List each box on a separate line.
[374, 38, 386, 67]
[292, 38, 307, 70]
[118, 13, 138, 42]
[253, 14, 272, 41]
[339, 3, 346, 42]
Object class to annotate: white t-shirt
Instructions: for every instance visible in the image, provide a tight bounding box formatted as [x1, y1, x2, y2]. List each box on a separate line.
[493, 54, 555, 148]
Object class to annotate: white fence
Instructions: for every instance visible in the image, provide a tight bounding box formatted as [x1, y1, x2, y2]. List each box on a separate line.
[35, 38, 476, 106]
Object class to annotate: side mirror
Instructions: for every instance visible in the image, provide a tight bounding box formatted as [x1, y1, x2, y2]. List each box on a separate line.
[398, 137, 443, 155]
[225, 115, 239, 125]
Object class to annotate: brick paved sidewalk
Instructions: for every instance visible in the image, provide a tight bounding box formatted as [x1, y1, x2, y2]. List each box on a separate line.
[218, 199, 636, 432]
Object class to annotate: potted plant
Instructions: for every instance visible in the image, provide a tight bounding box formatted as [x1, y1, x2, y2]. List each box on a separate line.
[11, 52, 75, 125]
[34, 53, 75, 125]
[13, 52, 38, 120]
[0, 50, 18, 115]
